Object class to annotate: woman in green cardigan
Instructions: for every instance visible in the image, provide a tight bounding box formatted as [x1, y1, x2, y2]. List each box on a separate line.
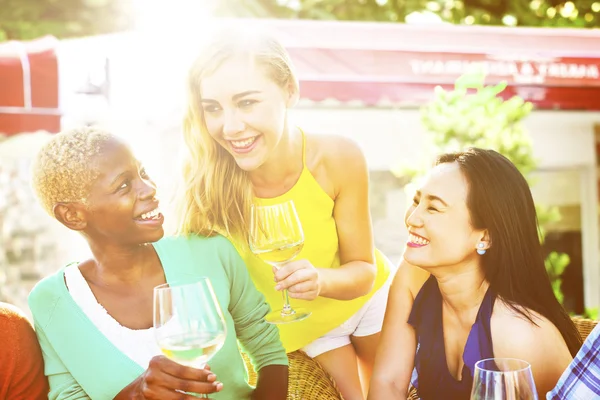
[28, 126, 288, 400]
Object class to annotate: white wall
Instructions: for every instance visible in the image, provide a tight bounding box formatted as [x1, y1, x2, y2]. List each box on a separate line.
[290, 107, 600, 171]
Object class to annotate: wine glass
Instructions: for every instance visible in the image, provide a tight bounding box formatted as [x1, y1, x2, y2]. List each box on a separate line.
[470, 358, 538, 400]
[154, 279, 227, 398]
[249, 200, 311, 324]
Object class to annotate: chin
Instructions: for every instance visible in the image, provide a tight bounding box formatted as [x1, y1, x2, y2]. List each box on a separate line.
[403, 247, 431, 268]
[142, 228, 165, 244]
[233, 156, 263, 172]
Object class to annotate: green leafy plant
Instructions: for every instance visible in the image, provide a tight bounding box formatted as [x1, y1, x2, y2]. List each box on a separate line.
[583, 307, 599, 320]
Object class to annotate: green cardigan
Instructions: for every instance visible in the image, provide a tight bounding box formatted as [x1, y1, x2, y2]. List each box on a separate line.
[28, 234, 288, 400]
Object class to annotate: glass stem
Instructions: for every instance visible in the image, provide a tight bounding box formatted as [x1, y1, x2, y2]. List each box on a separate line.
[273, 261, 296, 316]
[281, 289, 294, 315]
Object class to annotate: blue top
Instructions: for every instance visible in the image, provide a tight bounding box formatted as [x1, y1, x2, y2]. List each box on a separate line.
[408, 275, 496, 400]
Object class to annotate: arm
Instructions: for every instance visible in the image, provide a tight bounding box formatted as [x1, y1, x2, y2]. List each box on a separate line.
[33, 323, 90, 400]
[222, 239, 289, 400]
[368, 261, 429, 400]
[491, 305, 574, 399]
[251, 365, 289, 400]
[323, 136, 376, 299]
[0, 304, 49, 400]
[274, 136, 377, 301]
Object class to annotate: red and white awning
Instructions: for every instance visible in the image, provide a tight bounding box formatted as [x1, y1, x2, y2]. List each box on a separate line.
[257, 19, 600, 110]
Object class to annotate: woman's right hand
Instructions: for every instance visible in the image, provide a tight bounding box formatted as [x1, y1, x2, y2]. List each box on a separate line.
[115, 355, 223, 399]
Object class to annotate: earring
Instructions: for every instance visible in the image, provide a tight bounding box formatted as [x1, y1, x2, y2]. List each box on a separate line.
[477, 242, 486, 255]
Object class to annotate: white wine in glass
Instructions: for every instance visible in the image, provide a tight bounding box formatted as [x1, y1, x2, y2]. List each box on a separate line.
[154, 279, 227, 398]
[470, 358, 538, 400]
[249, 200, 311, 324]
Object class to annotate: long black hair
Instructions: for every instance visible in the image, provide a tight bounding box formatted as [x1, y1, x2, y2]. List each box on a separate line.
[436, 147, 582, 356]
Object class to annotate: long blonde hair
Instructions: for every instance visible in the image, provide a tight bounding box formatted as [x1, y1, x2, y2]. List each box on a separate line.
[173, 25, 299, 240]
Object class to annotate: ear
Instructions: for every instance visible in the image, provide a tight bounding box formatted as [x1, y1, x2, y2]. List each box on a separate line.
[476, 230, 492, 250]
[53, 203, 88, 231]
[285, 79, 299, 108]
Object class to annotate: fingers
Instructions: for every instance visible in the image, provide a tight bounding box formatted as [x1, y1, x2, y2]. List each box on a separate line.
[140, 384, 220, 400]
[275, 267, 318, 291]
[145, 357, 223, 396]
[273, 260, 306, 282]
[148, 372, 221, 395]
[288, 285, 319, 300]
[274, 272, 320, 302]
[152, 356, 214, 382]
[287, 281, 316, 294]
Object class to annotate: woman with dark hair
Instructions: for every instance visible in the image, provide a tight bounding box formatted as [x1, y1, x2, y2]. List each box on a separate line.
[369, 148, 581, 400]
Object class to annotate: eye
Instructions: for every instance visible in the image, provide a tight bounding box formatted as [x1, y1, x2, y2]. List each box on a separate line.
[412, 196, 419, 205]
[428, 206, 439, 212]
[118, 180, 130, 191]
[140, 167, 149, 179]
[203, 104, 221, 113]
[238, 99, 258, 108]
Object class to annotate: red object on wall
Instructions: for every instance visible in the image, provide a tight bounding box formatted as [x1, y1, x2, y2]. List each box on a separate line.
[0, 36, 60, 136]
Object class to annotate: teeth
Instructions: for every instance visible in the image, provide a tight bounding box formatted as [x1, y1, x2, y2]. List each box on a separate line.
[409, 233, 429, 245]
[140, 208, 160, 220]
[230, 137, 257, 148]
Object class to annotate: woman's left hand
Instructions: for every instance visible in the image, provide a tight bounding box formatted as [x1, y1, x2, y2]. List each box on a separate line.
[273, 260, 321, 301]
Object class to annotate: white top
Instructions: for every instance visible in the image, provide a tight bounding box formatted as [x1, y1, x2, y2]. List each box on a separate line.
[64, 264, 161, 369]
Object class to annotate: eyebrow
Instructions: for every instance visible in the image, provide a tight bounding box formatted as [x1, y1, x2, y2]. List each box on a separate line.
[109, 172, 128, 188]
[200, 90, 261, 103]
[416, 190, 449, 207]
[109, 161, 141, 187]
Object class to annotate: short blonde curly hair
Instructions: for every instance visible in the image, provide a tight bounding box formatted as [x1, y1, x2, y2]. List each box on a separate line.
[31, 126, 114, 217]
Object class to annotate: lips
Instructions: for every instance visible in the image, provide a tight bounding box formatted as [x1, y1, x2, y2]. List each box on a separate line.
[230, 136, 257, 149]
[134, 205, 161, 221]
[407, 232, 430, 248]
[227, 135, 260, 154]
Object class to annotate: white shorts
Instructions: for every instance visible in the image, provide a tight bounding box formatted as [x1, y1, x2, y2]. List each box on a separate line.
[302, 274, 393, 358]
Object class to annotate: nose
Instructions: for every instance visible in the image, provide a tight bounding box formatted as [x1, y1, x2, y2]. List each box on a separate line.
[222, 109, 245, 137]
[138, 178, 157, 201]
[405, 204, 424, 229]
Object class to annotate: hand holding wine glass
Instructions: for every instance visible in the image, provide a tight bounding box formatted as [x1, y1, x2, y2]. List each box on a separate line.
[470, 358, 538, 400]
[154, 279, 227, 398]
[249, 200, 312, 324]
[115, 355, 222, 400]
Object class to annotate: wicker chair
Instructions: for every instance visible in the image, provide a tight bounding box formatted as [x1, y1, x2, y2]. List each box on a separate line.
[242, 350, 344, 399]
[571, 316, 598, 341]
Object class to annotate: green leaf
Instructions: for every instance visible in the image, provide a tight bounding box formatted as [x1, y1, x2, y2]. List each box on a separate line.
[455, 69, 486, 90]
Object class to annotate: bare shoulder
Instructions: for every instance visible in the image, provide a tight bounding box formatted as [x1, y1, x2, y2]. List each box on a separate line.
[491, 299, 569, 358]
[306, 133, 366, 168]
[491, 299, 574, 394]
[304, 133, 367, 198]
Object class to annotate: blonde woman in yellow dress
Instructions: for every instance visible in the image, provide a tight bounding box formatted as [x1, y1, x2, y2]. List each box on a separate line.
[173, 26, 392, 400]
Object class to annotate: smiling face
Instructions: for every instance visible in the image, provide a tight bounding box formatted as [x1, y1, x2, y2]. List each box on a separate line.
[81, 138, 164, 246]
[198, 55, 295, 172]
[404, 162, 487, 269]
